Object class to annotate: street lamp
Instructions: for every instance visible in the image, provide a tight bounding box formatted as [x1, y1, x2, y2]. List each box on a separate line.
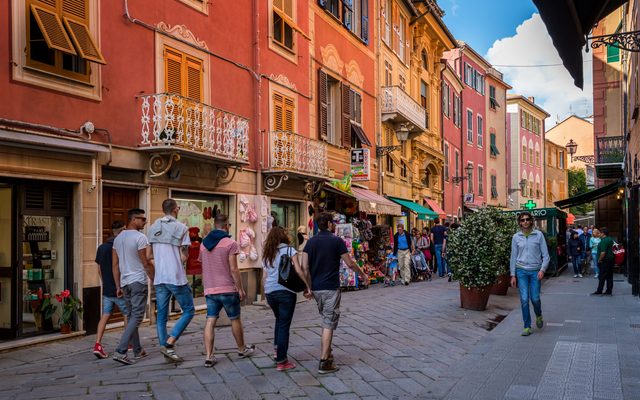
[451, 163, 474, 184]
[376, 124, 410, 156]
[566, 139, 578, 162]
[508, 179, 527, 194]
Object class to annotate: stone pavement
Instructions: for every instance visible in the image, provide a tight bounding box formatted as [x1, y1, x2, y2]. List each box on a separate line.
[0, 277, 518, 400]
[420, 271, 640, 400]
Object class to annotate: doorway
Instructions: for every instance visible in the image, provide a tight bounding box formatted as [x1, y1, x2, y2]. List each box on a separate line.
[271, 200, 301, 246]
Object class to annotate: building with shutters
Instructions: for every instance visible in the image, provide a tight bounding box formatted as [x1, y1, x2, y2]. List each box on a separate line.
[441, 63, 464, 221]
[544, 138, 569, 207]
[378, 0, 455, 227]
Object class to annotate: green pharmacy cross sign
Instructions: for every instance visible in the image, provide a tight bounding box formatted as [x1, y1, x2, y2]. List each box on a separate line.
[521, 200, 537, 210]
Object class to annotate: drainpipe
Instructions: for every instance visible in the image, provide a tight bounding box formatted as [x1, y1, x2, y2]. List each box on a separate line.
[253, 0, 262, 197]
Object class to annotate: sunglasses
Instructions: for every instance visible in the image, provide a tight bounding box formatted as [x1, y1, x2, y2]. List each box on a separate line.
[519, 218, 532, 222]
[134, 216, 147, 222]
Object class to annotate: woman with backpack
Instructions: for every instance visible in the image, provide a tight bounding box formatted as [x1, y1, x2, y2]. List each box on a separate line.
[262, 226, 311, 371]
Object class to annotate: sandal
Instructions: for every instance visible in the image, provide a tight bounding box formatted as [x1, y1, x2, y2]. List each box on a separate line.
[204, 356, 217, 368]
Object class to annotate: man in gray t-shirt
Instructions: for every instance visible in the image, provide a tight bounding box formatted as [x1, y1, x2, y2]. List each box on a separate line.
[112, 208, 153, 365]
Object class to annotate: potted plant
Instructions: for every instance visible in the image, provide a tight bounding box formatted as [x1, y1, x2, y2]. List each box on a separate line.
[448, 207, 514, 310]
[489, 211, 519, 295]
[54, 290, 83, 334]
[31, 294, 57, 331]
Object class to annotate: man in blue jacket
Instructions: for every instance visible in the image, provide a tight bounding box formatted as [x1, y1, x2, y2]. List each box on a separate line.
[510, 211, 550, 336]
[393, 223, 414, 286]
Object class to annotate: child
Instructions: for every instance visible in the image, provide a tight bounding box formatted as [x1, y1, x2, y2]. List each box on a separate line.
[384, 246, 399, 286]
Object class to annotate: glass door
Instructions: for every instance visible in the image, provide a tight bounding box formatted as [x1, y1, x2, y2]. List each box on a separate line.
[271, 201, 301, 245]
[0, 185, 15, 339]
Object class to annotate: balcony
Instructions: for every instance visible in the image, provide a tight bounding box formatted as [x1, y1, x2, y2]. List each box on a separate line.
[380, 86, 427, 133]
[595, 136, 624, 179]
[139, 93, 250, 175]
[263, 131, 329, 193]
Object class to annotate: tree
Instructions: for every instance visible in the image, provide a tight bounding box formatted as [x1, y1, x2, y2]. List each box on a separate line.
[567, 167, 594, 215]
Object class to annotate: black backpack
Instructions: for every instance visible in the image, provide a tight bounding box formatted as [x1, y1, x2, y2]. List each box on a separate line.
[277, 246, 306, 293]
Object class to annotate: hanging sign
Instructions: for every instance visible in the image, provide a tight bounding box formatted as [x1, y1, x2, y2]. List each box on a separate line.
[350, 148, 370, 181]
[463, 193, 474, 203]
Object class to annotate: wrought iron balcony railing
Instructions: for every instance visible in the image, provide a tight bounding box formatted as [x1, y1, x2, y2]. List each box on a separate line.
[380, 86, 427, 132]
[265, 131, 328, 178]
[596, 136, 624, 164]
[139, 93, 249, 163]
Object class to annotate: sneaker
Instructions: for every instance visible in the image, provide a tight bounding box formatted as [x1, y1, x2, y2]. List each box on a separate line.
[134, 349, 148, 359]
[93, 343, 108, 359]
[318, 358, 339, 374]
[573, 274, 578, 278]
[276, 360, 297, 371]
[536, 316, 544, 329]
[204, 356, 217, 368]
[578, 274, 583, 278]
[113, 351, 135, 365]
[161, 346, 182, 362]
[521, 328, 532, 336]
[590, 291, 603, 296]
[238, 344, 256, 358]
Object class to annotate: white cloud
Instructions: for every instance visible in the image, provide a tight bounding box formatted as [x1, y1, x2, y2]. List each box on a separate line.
[485, 13, 593, 127]
[448, 0, 459, 17]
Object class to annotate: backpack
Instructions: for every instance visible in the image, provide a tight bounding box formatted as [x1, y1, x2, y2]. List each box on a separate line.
[277, 246, 306, 292]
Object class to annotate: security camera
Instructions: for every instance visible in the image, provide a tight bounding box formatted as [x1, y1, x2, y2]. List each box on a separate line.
[81, 121, 95, 134]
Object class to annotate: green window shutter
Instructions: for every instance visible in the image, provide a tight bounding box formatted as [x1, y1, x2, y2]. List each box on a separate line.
[607, 44, 620, 63]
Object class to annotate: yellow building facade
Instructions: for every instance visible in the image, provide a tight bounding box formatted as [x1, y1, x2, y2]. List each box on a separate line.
[544, 139, 569, 207]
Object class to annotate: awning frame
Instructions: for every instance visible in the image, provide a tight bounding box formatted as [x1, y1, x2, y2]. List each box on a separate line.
[554, 180, 623, 209]
[388, 196, 439, 220]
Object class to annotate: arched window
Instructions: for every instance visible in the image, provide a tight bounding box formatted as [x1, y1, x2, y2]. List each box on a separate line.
[424, 168, 431, 187]
[421, 49, 428, 70]
[521, 171, 528, 197]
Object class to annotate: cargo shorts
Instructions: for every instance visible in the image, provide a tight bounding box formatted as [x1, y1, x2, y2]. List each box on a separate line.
[313, 290, 341, 330]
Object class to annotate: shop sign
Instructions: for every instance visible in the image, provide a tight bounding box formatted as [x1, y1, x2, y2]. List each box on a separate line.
[463, 193, 474, 203]
[350, 148, 370, 181]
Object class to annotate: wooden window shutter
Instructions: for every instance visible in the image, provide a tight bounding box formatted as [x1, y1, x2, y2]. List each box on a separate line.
[284, 96, 295, 132]
[62, 0, 86, 19]
[273, 92, 284, 131]
[392, 3, 399, 53]
[164, 47, 183, 95]
[61, 0, 106, 65]
[30, 4, 77, 56]
[380, 0, 386, 42]
[185, 56, 203, 102]
[318, 70, 328, 139]
[341, 83, 352, 148]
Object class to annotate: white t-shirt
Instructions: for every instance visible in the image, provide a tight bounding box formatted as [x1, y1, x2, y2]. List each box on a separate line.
[152, 233, 191, 286]
[113, 229, 150, 286]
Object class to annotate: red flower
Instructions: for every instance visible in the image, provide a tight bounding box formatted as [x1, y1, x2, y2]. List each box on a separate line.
[55, 294, 62, 302]
[61, 290, 70, 298]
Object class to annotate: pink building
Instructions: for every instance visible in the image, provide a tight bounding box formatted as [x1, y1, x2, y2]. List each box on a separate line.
[441, 64, 464, 220]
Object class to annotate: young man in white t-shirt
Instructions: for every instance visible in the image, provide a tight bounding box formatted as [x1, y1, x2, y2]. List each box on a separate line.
[147, 198, 195, 362]
[112, 208, 153, 365]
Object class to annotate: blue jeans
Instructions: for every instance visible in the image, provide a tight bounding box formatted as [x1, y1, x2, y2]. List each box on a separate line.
[265, 290, 297, 363]
[155, 284, 195, 347]
[516, 268, 542, 329]
[206, 293, 241, 319]
[591, 253, 599, 276]
[571, 255, 582, 275]
[435, 244, 447, 276]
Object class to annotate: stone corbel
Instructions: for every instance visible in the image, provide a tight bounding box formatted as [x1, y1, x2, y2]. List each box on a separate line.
[215, 165, 241, 186]
[149, 152, 181, 178]
[264, 174, 289, 193]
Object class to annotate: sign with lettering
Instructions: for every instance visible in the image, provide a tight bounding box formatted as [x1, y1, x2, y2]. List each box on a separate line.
[350, 148, 370, 181]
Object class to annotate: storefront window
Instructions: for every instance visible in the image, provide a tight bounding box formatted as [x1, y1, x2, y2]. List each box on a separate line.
[271, 201, 300, 245]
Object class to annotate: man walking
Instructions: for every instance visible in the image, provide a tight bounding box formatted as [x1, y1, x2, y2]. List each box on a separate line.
[430, 218, 448, 278]
[200, 214, 254, 367]
[148, 199, 195, 362]
[393, 223, 413, 285]
[510, 211, 550, 336]
[93, 220, 126, 359]
[302, 212, 368, 374]
[112, 208, 153, 365]
[592, 227, 615, 296]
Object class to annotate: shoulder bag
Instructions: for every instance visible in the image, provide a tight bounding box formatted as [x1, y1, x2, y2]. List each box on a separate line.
[278, 246, 306, 292]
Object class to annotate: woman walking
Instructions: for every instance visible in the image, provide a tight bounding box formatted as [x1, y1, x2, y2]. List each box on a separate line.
[568, 231, 583, 278]
[589, 229, 601, 278]
[262, 227, 311, 371]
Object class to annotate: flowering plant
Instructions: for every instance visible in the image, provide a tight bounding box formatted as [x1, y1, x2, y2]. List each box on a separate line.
[447, 207, 518, 289]
[54, 290, 83, 325]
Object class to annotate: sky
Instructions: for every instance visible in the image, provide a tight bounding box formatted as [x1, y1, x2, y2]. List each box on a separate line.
[441, 0, 594, 127]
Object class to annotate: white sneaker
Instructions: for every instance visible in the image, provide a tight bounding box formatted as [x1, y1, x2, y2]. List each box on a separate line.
[578, 274, 583, 278]
[574, 274, 578, 278]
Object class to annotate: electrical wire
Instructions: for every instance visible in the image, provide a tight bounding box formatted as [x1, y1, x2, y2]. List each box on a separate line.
[492, 60, 593, 68]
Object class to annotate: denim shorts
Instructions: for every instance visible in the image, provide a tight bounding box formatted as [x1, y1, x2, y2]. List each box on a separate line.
[206, 293, 241, 320]
[103, 295, 128, 315]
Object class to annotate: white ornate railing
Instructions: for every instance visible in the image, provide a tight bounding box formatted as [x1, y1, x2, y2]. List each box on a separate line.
[267, 131, 328, 177]
[381, 86, 427, 131]
[139, 93, 249, 163]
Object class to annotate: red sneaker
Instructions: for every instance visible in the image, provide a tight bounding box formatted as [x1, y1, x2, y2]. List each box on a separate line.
[276, 360, 296, 371]
[93, 343, 108, 359]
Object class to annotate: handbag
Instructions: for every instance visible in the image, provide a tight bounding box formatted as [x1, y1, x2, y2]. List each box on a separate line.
[613, 243, 626, 266]
[277, 246, 306, 292]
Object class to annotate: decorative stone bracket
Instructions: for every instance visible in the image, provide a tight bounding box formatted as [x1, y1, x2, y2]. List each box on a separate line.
[148, 151, 241, 186]
[263, 173, 324, 200]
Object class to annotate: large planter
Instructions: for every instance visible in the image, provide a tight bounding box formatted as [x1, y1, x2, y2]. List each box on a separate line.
[490, 273, 510, 296]
[60, 323, 72, 334]
[459, 283, 491, 311]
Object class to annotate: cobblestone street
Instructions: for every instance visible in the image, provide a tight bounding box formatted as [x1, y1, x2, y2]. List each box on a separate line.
[0, 277, 517, 400]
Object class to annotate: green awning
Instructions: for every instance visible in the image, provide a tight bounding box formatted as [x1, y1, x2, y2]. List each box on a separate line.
[387, 196, 439, 220]
[554, 180, 623, 209]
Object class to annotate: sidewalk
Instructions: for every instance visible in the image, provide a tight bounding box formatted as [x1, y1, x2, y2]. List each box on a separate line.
[419, 271, 640, 400]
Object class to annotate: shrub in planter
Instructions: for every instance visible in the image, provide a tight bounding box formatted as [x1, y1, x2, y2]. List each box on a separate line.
[490, 211, 519, 295]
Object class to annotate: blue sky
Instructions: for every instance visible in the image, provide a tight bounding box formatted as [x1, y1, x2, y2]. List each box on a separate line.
[441, 0, 538, 55]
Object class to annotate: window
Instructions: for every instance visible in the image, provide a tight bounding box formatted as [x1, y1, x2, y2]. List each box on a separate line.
[319, 0, 369, 43]
[491, 175, 498, 199]
[442, 82, 450, 118]
[384, 60, 392, 86]
[24, 0, 106, 85]
[521, 178, 527, 197]
[467, 163, 474, 193]
[547, 148, 553, 166]
[529, 148, 534, 165]
[399, 74, 406, 91]
[273, 0, 294, 51]
[490, 133, 499, 157]
[463, 63, 484, 93]
[454, 150, 460, 185]
[350, 89, 362, 125]
[546, 179, 553, 202]
[164, 46, 203, 101]
[489, 85, 498, 110]
[607, 44, 620, 63]
[318, 70, 352, 147]
[383, 0, 391, 44]
[273, 92, 295, 131]
[444, 143, 449, 180]
[536, 149, 541, 166]
[522, 144, 527, 163]
[477, 115, 483, 147]
[467, 110, 473, 143]
[401, 161, 408, 178]
[453, 95, 461, 127]
[421, 80, 429, 128]
[536, 181, 541, 199]
[464, 63, 473, 86]
[478, 166, 484, 196]
[559, 182, 566, 200]
[398, 14, 406, 62]
[386, 154, 394, 174]
[423, 168, 431, 187]
[558, 151, 565, 169]
[422, 49, 428, 70]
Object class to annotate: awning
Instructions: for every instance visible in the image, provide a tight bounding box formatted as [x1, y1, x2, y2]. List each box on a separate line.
[567, 213, 576, 225]
[554, 180, 623, 209]
[0, 129, 110, 155]
[424, 198, 446, 218]
[352, 187, 402, 216]
[388, 196, 439, 220]
[351, 124, 372, 147]
[532, 0, 628, 89]
[323, 182, 355, 199]
[464, 203, 481, 213]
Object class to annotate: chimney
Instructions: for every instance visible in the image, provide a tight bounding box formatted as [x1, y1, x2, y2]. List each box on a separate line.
[528, 96, 535, 103]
